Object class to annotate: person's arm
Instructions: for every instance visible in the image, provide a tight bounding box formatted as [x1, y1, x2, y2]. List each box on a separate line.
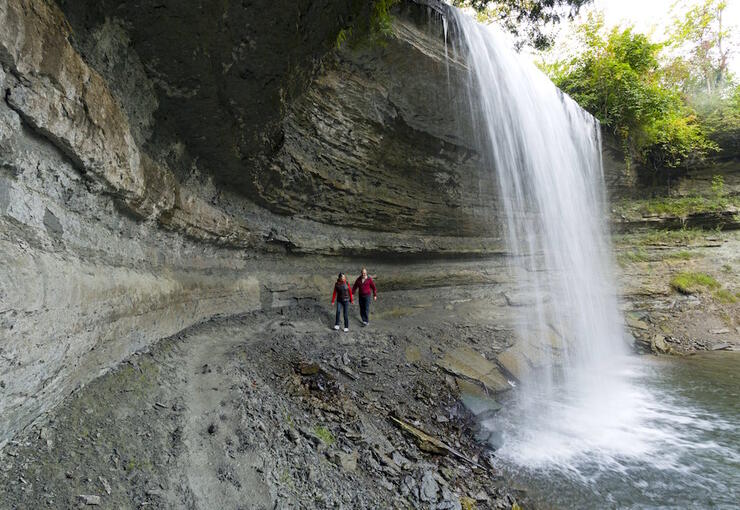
[370, 278, 377, 298]
[348, 285, 354, 304]
[331, 287, 337, 304]
[352, 278, 359, 294]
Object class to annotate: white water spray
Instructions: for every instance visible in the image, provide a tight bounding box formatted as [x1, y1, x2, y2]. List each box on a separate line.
[445, 9, 636, 467]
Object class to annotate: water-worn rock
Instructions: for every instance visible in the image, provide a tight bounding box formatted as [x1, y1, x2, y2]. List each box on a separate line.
[651, 335, 671, 354]
[78, 494, 101, 506]
[436, 346, 511, 394]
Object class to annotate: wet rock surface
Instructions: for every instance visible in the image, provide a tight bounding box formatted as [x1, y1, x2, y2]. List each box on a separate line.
[616, 230, 740, 354]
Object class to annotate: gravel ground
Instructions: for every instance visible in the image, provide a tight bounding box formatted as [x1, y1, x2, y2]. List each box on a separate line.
[0, 288, 523, 509]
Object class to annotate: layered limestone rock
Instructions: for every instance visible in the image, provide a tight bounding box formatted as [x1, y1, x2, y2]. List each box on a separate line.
[0, 0, 496, 446]
[0, 0, 629, 448]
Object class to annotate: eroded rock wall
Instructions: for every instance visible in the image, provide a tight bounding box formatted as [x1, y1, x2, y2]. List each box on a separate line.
[0, 0, 505, 446]
[0, 38, 262, 444]
[0, 0, 625, 447]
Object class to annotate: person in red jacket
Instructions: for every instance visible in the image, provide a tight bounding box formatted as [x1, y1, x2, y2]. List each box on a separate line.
[331, 273, 353, 331]
[352, 267, 377, 326]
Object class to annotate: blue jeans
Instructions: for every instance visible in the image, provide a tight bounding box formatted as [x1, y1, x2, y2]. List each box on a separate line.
[359, 295, 372, 323]
[335, 300, 349, 328]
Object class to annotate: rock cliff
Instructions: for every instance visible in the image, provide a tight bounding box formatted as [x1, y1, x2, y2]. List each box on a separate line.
[0, 0, 503, 447]
[0, 0, 651, 448]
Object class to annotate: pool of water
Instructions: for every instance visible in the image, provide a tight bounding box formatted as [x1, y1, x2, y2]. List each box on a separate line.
[483, 352, 740, 509]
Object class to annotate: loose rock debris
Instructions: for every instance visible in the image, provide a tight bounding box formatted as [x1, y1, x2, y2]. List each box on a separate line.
[1, 303, 523, 509]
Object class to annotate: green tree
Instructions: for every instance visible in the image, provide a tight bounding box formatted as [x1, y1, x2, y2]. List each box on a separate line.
[664, 0, 739, 159]
[543, 13, 717, 171]
[453, 0, 592, 49]
[666, 0, 732, 94]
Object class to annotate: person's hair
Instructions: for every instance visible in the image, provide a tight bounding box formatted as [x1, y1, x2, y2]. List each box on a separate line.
[337, 272, 345, 282]
[361, 267, 367, 274]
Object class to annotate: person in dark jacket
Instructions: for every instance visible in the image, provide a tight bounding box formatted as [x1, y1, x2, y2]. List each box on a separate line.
[331, 273, 353, 331]
[352, 267, 377, 326]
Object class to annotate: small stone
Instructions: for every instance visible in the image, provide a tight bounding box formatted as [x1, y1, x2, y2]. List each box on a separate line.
[207, 423, 217, 435]
[391, 451, 412, 470]
[420, 470, 439, 503]
[298, 427, 323, 447]
[400, 475, 418, 500]
[298, 362, 320, 376]
[377, 477, 395, 491]
[285, 428, 300, 444]
[78, 495, 101, 506]
[437, 487, 462, 510]
[331, 450, 358, 471]
[709, 328, 730, 335]
[439, 467, 457, 482]
[98, 476, 111, 495]
[711, 342, 731, 351]
[473, 490, 489, 502]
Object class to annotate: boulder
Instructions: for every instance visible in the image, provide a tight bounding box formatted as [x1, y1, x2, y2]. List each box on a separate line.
[650, 335, 670, 354]
[436, 347, 511, 394]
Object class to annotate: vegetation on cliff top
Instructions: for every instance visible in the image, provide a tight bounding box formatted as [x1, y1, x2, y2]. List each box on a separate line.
[339, 0, 594, 50]
[454, 0, 592, 49]
[541, 0, 739, 175]
[335, 0, 398, 49]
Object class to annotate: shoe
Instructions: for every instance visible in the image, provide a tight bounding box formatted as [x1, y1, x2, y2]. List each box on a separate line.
[343, 328, 349, 332]
[334, 325, 340, 330]
[362, 321, 369, 326]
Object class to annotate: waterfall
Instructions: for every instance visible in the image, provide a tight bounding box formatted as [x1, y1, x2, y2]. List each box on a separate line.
[445, 8, 637, 468]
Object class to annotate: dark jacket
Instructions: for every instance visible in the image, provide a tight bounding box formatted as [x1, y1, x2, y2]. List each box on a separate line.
[331, 281, 353, 304]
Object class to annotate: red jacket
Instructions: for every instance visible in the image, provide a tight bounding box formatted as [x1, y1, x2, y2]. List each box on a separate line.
[331, 281, 353, 304]
[352, 276, 377, 297]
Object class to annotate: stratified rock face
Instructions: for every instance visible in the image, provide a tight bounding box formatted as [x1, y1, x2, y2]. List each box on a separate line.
[265, 15, 497, 237]
[0, 0, 504, 447]
[0, 0, 627, 447]
[55, 0, 500, 242]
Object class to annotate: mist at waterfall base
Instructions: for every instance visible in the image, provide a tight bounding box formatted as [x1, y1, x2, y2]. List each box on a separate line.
[442, 7, 740, 508]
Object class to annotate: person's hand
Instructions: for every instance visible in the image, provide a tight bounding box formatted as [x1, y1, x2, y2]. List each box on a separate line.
[374, 295, 377, 301]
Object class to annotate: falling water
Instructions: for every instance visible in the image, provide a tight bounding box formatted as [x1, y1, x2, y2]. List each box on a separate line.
[433, 6, 740, 508]
[445, 6, 635, 469]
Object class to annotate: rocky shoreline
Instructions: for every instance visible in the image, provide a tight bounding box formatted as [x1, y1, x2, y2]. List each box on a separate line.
[616, 229, 740, 355]
[0, 298, 524, 509]
[1, 225, 737, 508]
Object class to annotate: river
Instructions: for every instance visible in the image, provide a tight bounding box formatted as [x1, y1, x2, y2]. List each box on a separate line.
[489, 352, 740, 509]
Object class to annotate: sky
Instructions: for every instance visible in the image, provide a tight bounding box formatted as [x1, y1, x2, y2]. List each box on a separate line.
[553, 0, 740, 75]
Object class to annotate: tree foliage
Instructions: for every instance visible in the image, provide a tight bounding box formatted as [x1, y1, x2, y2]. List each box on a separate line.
[335, 0, 398, 49]
[543, 12, 723, 172]
[453, 0, 592, 49]
[664, 0, 739, 159]
[665, 0, 732, 94]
